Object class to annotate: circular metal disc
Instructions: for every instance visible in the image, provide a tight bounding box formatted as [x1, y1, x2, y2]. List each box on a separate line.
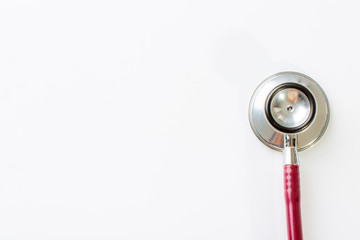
[248, 72, 330, 152]
[270, 88, 312, 129]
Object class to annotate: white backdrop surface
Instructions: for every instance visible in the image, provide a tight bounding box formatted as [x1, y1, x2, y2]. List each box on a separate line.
[0, 0, 359, 239]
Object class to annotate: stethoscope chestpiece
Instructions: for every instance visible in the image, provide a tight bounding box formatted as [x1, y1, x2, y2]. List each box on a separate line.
[249, 71, 330, 152]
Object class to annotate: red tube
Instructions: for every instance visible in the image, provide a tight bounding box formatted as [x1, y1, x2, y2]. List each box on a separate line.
[284, 165, 303, 240]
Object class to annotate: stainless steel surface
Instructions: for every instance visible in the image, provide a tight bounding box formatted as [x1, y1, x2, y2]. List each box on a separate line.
[248, 72, 330, 152]
[270, 88, 311, 129]
[284, 135, 298, 165]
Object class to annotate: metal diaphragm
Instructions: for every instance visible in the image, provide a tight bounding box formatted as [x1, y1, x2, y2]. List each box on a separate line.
[265, 83, 316, 134]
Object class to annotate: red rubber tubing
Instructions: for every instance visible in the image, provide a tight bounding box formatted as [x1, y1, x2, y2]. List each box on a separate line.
[284, 165, 303, 240]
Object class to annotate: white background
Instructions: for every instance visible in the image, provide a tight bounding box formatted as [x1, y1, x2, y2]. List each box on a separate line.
[0, 0, 359, 239]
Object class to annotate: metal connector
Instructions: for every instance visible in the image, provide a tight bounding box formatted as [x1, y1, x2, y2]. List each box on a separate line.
[284, 135, 299, 165]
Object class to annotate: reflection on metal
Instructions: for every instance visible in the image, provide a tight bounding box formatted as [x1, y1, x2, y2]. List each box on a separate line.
[270, 88, 311, 129]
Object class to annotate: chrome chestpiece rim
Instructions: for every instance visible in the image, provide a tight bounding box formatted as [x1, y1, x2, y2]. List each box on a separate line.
[249, 72, 330, 152]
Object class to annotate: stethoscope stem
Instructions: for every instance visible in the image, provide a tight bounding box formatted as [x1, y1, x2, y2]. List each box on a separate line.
[284, 135, 298, 165]
[284, 135, 303, 240]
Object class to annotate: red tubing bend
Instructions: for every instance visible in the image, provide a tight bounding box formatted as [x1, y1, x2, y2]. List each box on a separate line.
[284, 165, 303, 240]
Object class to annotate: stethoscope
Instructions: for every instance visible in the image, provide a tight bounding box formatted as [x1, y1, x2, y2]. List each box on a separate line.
[249, 72, 330, 240]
